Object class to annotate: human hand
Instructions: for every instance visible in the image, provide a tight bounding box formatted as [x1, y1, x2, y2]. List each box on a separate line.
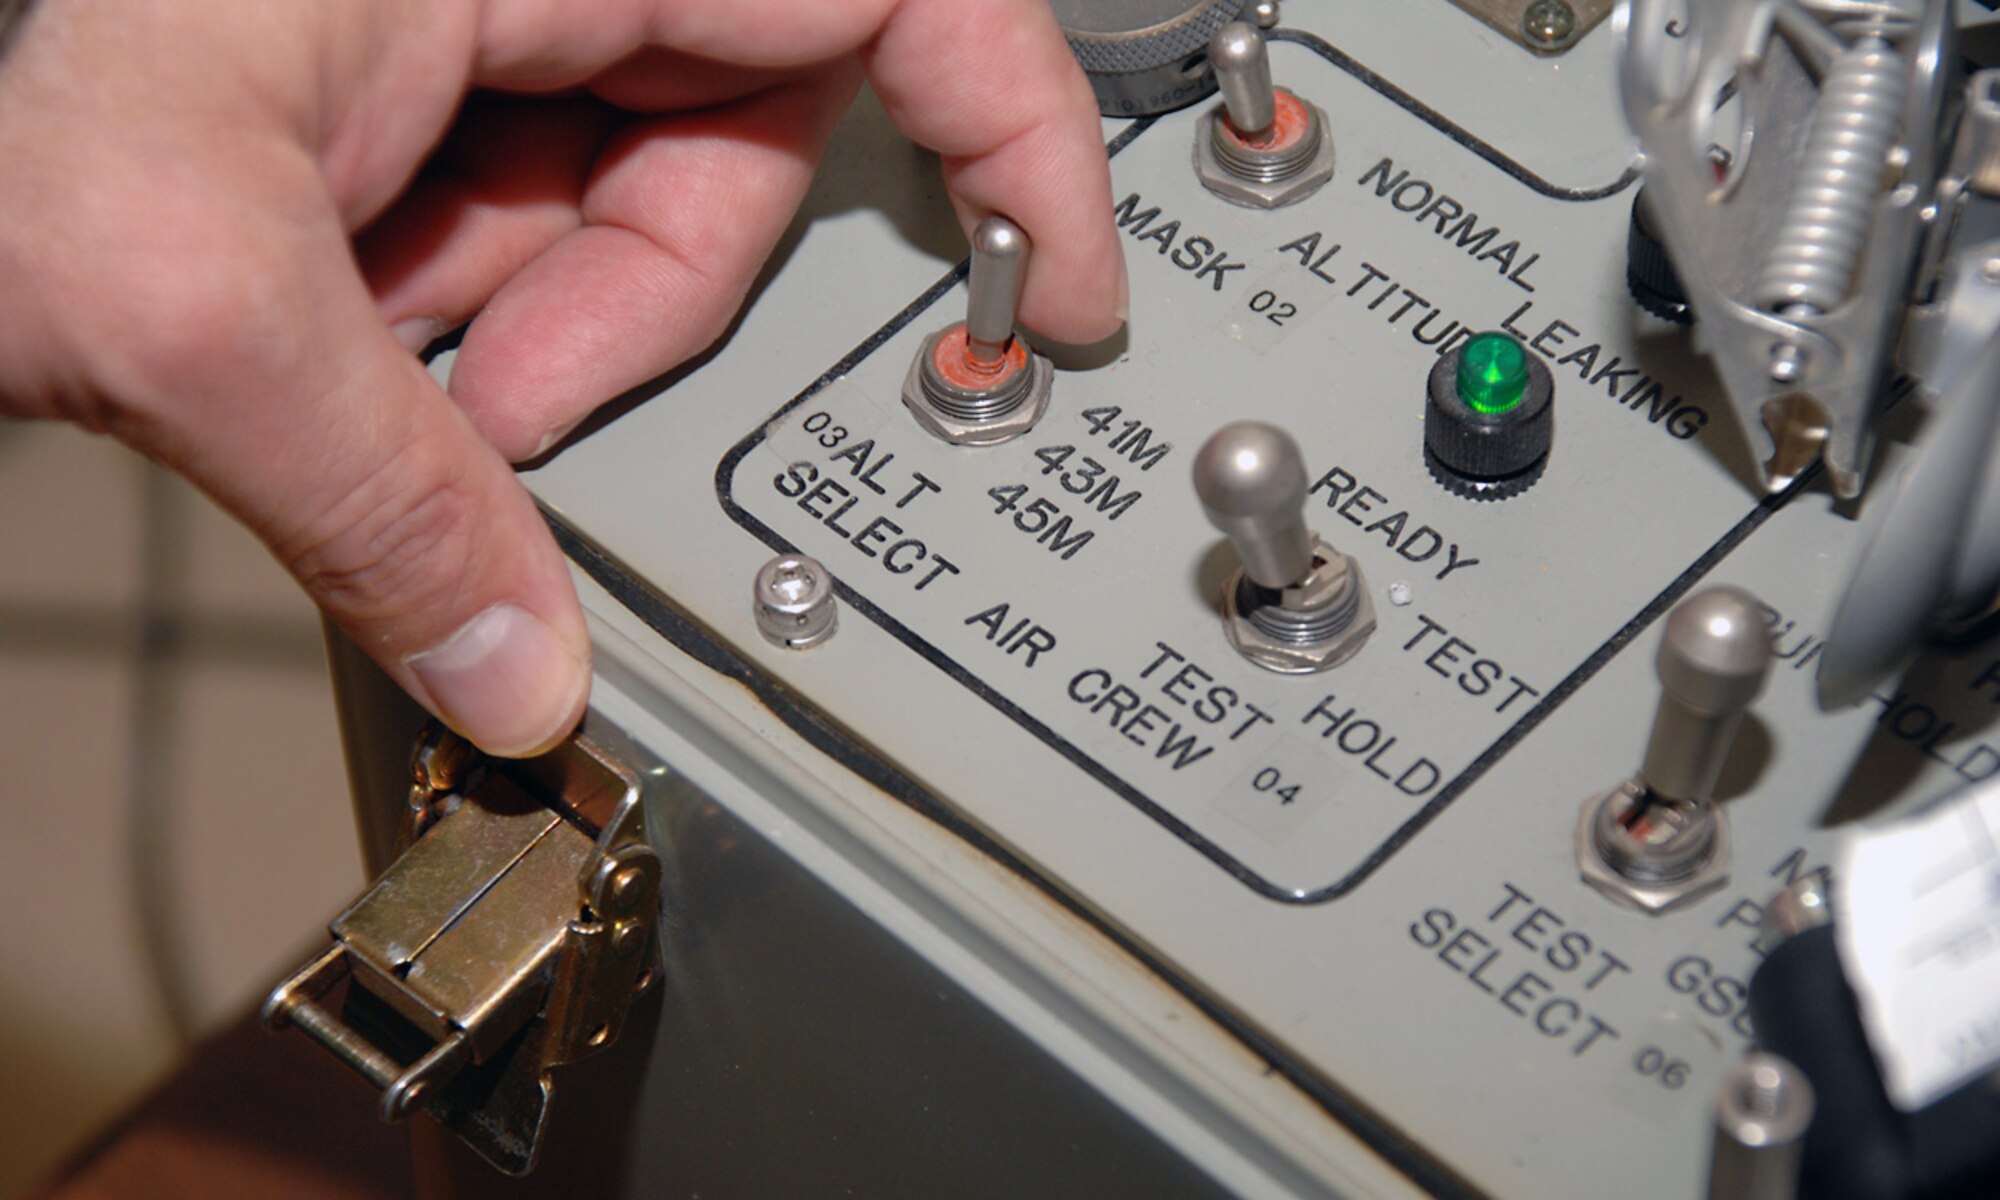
[0, 0, 1125, 755]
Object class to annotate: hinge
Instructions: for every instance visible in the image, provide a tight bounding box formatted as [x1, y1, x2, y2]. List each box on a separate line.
[263, 720, 660, 1175]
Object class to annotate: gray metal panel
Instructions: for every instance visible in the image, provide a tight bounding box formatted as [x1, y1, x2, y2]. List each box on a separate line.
[407, 5, 2000, 1196]
[328, 643, 1240, 1198]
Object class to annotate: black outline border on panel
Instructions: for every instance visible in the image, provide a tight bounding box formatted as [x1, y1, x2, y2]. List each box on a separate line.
[551, 32, 1805, 1200]
[704, 40, 1760, 905]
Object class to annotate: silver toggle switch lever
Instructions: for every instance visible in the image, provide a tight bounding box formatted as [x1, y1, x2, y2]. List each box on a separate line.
[1212, 22, 1277, 139]
[1194, 22, 1335, 208]
[1578, 586, 1773, 914]
[1643, 588, 1774, 807]
[965, 216, 1028, 367]
[902, 214, 1054, 446]
[1192, 422, 1374, 673]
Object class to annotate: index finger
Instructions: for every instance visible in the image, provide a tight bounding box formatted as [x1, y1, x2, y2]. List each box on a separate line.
[860, 0, 1126, 342]
[473, 0, 1127, 342]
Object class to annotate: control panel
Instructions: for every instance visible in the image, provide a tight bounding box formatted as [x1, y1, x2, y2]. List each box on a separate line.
[437, 3, 2000, 1196]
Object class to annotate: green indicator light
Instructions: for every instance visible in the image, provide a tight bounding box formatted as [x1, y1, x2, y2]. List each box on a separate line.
[1456, 332, 1529, 415]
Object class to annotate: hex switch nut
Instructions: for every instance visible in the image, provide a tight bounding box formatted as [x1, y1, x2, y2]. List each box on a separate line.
[901, 325, 1054, 447]
[1194, 89, 1335, 209]
[1575, 781, 1732, 914]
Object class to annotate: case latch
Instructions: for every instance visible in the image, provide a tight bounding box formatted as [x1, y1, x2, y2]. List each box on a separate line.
[263, 722, 660, 1175]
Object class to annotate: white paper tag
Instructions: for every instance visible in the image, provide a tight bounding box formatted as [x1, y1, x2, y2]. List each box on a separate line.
[1836, 783, 2000, 1111]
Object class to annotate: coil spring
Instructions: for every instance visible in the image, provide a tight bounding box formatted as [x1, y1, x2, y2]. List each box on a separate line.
[1753, 36, 1908, 316]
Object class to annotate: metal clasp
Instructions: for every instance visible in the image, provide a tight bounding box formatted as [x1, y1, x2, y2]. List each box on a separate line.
[263, 722, 660, 1175]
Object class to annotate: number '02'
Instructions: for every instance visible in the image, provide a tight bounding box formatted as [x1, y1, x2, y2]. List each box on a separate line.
[1247, 290, 1297, 326]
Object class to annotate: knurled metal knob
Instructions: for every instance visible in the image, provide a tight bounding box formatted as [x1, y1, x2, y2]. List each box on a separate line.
[1053, 0, 1256, 116]
[1627, 190, 1693, 325]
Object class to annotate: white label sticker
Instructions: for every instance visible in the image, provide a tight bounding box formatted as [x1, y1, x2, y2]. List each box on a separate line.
[761, 380, 895, 469]
[1214, 268, 1337, 355]
[1837, 784, 2000, 1111]
[1212, 736, 1346, 845]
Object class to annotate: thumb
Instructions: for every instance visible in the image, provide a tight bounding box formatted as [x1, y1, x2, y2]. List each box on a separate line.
[294, 361, 594, 759]
[132, 220, 591, 757]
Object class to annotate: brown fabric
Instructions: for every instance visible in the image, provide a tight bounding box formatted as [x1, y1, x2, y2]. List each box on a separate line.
[31, 1012, 416, 1200]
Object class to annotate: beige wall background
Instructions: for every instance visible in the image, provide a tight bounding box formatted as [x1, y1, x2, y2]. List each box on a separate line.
[0, 420, 366, 1196]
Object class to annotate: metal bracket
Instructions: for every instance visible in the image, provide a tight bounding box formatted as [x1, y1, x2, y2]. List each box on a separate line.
[1451, 0, 1614, 56]
[263, 722, 661, 1175]
[1620, 0, 1957, 498]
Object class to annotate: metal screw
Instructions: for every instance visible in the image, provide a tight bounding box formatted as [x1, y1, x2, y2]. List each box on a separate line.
[1757, 871, 1833, 955]
[1981, 256, 2000, 286]
[1709, 1052, 1814, 1200]
[1251, 1, 1280, 30]
[1521, 0, 1579, 52]
[753, 554, 838, 649]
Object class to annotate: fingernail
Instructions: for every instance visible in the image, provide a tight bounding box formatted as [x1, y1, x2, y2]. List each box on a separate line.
[1113, 259, 1131, 323]
[407, 603, 588, 757]
[528, 422, 575, 461]
[391, 318, 442, 354]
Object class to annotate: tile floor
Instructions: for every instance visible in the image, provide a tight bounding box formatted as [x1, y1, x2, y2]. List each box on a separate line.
[0, 420, 364, 1196]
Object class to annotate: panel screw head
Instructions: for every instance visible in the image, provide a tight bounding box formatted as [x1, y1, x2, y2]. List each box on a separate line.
[753, 554, 838, 649]
[1521, 0, 1578, 52]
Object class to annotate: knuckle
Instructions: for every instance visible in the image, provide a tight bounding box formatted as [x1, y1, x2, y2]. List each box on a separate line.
[280, 441, 481, 633]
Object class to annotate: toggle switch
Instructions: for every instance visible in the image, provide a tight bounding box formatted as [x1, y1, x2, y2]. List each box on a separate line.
[1194, 22, 1335, 208]
[1577, 587, 1773, 913]
[902, 215, 1055, 446]
[1193, 422, 1374, 673]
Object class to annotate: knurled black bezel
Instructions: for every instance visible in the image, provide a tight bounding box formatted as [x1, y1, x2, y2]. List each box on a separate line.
[1423, 337, 1554, 501]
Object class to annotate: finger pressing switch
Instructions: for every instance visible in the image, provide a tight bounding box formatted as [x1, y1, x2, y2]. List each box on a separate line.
[903, 215, 1055, 447]
[1193, 422, 1374, 673]
[1194, 22, 1334, 208]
